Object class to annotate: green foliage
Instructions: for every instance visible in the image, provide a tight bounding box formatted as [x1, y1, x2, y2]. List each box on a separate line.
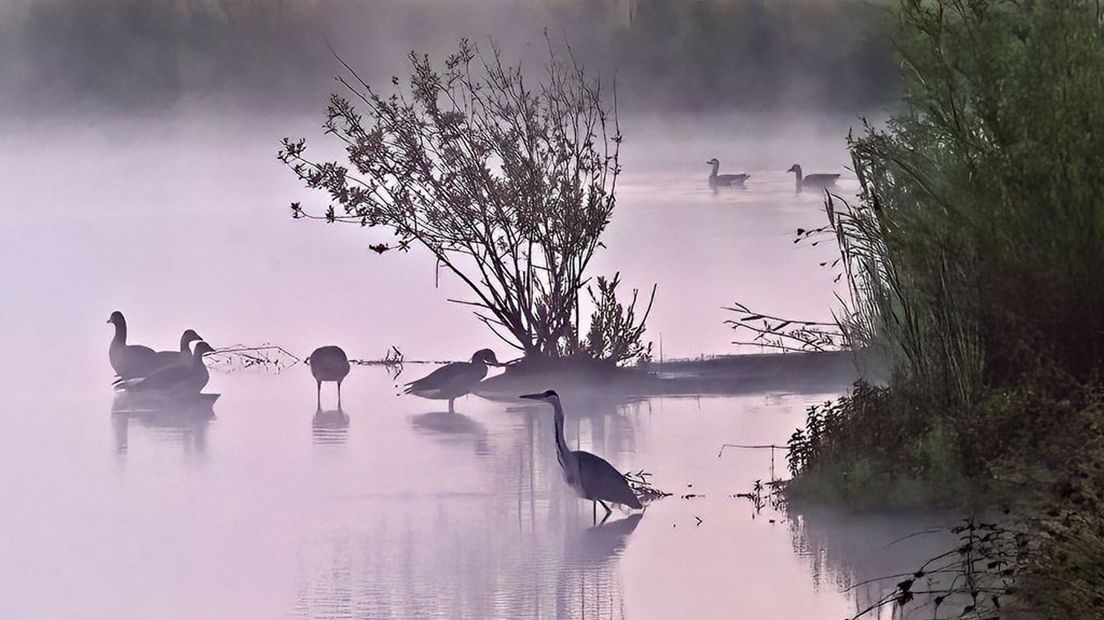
[834, 0, 1104, 406]
[786, 382, 971, 507]
[787, 2, 1104, 612]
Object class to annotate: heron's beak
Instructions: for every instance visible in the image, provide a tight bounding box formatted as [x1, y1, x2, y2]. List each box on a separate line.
[519, 393, 542, 400]
[106, 318, 111, 324]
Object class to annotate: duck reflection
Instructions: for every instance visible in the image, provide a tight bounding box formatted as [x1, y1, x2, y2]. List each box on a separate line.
[409, 410, 489, 455]
[312, 408, 350, 445]
[111, 391, 217, 455]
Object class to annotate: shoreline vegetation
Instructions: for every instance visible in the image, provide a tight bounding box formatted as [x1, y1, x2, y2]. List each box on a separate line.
[769, 1, 1104, 617]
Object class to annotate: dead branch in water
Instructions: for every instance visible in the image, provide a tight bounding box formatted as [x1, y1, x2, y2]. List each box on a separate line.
[623, 470, 671, 503]
[206, 344, 302, 374]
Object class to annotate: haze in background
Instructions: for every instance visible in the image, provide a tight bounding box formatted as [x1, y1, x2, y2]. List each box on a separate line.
[0, 0, 896, 118]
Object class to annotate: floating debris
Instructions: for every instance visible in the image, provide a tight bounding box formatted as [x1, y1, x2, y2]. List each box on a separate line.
[623, 470, 672, 503]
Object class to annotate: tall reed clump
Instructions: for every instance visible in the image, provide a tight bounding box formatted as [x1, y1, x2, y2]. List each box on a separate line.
[838, 0, 1104, 405]
[787, 1, 1104, 615]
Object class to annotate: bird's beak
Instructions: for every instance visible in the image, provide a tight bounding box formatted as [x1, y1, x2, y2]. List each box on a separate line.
[519, 393, 542, 400]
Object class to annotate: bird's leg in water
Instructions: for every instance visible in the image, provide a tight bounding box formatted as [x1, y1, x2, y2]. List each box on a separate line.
[598, 500, 612, 518]
[448, 398, 455, 414]
[337, 380, 343, 411]
[592, 501, 597, 525]
[316, 381, 322, 412]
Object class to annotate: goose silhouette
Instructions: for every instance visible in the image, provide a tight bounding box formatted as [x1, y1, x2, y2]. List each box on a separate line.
[115, 341, 215, 396]
[309, 346, 351, 411]
[707, 159, 749, 187]
[108, 311, 203, 380]
[787, 164, 840, 193]
[404, 349, 499, 413]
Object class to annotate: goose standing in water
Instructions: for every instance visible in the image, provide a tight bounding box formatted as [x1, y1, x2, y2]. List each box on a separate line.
[787, 164, 840, 193]
[520, 390, 642, 521]
[404, 349, 499, 413]
[707, 159, 750, 187]
[116, 341, 216, 396]
[309, 346, 351, 411]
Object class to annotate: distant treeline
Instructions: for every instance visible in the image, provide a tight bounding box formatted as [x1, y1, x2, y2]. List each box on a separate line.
[1, 0, 897, 116]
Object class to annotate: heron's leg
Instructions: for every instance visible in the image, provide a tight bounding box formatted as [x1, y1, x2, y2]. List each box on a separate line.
[592, 501, 597, 525]
[598, 500, 612, 518]
[448, 398, 455, 413]
[316, 381, 322, 412]
[337, 380, 343, 411]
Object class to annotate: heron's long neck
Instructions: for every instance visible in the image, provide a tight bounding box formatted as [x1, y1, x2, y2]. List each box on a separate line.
[710, 161, 719, 178]
[551, 401, 574, 470]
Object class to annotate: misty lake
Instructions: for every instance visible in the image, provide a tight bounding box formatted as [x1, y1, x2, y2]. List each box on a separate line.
[0, 114, 956, 619]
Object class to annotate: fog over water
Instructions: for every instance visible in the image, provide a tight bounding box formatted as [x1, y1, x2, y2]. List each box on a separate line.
[0, 2, 952, 618]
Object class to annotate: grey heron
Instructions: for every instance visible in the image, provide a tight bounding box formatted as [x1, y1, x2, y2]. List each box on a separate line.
[115, 341, 216, 395]
[520, 390, 642, 520]
[707, 159, 750, 187]
[787, 164, 840, 193]
[308, 346, 351, 411]
[404, 349, 499, 413]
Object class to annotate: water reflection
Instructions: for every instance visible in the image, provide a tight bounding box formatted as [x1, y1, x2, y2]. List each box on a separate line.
[790, 505, 958, 619]
[409, 411, 489, 455]
[312, 409, 350, 446]
[557, 513, 643, 619]
[111, 391, 217, 455]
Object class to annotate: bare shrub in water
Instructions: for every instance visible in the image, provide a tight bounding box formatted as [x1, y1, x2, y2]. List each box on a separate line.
[279, 39, 651, 362]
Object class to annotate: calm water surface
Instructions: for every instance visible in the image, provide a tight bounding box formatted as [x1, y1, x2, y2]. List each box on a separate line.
[0, 116, 953, 618]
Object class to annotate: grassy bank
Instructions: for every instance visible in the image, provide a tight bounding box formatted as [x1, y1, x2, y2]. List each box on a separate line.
[782, 0, 1104, 617]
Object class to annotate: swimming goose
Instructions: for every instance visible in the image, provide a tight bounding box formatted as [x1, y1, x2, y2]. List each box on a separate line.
[116, 341, 215, 396]
[108, 311, 164, 380]
[309, 346, 351, 411]
[404, 349, 499, 413]
[707, 159, 749, 187]
[787, 164, 840, 193]
[167, 329, 203, 365]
